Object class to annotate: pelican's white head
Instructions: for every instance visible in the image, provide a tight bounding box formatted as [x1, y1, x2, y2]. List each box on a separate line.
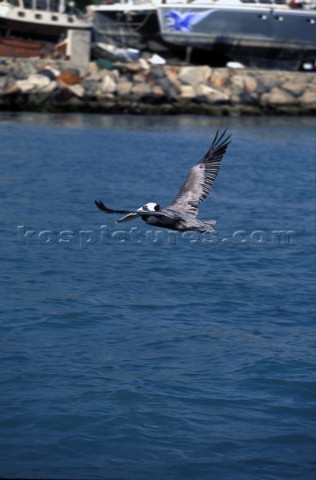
[116, 202, 160, 224]
[141, 203, 160, 212]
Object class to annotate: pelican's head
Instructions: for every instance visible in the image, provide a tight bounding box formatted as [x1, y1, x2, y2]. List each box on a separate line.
[116, 203, 160, 223]
[141, 203, 160, 212]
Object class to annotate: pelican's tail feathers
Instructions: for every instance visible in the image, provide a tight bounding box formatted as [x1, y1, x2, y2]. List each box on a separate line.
[198, 220, 216, 233]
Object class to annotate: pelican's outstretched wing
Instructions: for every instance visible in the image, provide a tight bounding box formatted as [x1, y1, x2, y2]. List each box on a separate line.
[170, 130, 231, 217]
[95, 201, 146, 223]
[95, 200, 135, 215]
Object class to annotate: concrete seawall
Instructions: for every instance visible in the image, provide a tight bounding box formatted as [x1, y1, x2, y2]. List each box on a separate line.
[0, 58, 315, 115]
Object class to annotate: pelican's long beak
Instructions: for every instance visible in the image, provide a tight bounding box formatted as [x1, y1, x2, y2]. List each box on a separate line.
[116, 206, 147, 223]
[116, 212, 140, 223]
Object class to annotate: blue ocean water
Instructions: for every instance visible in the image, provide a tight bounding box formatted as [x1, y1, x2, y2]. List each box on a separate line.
[0, 113, 315, 480]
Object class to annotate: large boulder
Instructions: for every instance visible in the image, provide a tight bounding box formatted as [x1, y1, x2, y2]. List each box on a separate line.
[16, 73, 55, 93]
[178, 65, 212, 87]
[261, 87, 297, 106]
[195, 84, 230, 104]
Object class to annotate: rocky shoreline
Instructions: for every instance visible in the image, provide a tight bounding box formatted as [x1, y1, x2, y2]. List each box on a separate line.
[0, 57, 316, 115]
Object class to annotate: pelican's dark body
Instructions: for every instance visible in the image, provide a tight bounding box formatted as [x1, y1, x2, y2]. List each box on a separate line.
[141, 207, 216, 233]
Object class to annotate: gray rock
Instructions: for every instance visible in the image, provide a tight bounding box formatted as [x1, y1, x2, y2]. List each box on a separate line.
[261, 87, 297, 106]
[178, 65, 212, 87]
[131, 82, 152, 97]
[243, 74, 258, 94]
[150, 85, 164, 99]
[100, 74, 117, 94]
[230, 74, 245, 93]
[179, 85, 196, 99]
[195, 84, 230, 104]
[258, 72, 283, 92]
[117, 81, 133, 97]
[82, 79, 99, 96]
[11, 59, 37, 80]
[157, 76, 180, 99]
[66, 84, 85, 98]
[28, 74, 53, 90]
[164, 66, 180, 86]
[16, 79, 35, 93]
[0, 75, 18, 95]
[209, 70, 230, 89]
[0, 65, 10, 76]
[299, 90, 316, 106]
[282, 81, 305, 97]
[148, 66, 166, 80]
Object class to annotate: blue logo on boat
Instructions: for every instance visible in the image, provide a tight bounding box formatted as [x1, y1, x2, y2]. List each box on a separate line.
[165, 10, 212, 32]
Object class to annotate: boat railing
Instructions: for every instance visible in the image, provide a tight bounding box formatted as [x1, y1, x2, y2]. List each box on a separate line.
[89, 0, 157, 5]
[3, 0, 74, 12]
[240, 0, 316, 6]
[163, 0, 316, 7]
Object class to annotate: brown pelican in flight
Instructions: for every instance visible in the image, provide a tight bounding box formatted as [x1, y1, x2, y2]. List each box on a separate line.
[95, 130, 231, 233]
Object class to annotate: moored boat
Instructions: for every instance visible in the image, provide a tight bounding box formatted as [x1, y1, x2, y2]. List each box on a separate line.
[157, 0, 316, 69]
[0, 0, 91, 57]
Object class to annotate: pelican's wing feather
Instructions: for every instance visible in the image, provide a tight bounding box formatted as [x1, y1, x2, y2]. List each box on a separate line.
[170, 130, 231, 217]
[95, 200, 136, 215]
